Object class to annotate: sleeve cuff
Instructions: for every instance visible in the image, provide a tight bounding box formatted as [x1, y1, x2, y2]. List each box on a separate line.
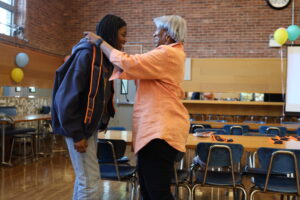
[109, 67, 125, 80]
[72, 132, 85, 143]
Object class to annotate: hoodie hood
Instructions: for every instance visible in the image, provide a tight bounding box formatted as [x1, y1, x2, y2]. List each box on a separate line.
[55, 38, 94, 77]
[72, 38, 93, 54]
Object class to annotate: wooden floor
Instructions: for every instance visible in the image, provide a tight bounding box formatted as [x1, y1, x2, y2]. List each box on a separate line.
[0, 150, 288, 200]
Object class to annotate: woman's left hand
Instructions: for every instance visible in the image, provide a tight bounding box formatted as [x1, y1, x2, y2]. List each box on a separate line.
[84, 31, 101, 44]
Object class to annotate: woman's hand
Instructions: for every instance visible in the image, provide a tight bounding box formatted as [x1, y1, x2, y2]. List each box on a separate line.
[84, 31, 101, 44]
[74, 138, 88, 153]
[84, 31, 114, 60]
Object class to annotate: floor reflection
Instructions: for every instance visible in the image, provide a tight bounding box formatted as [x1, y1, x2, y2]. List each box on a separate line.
[0, 151, 285, 200]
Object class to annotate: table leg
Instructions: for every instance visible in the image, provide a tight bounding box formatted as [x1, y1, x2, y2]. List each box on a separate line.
[34, 120, 40, 160]
[36, 120, 50, 157]
[35, 132, 39, 160]
[247, 152, 256, 168]
[1, 125, 12, 166]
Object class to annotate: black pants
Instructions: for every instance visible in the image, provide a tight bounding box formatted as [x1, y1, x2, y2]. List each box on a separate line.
[137, 139, 179, 200]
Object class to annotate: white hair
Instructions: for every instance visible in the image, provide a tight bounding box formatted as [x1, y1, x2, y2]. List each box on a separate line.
[153, 15, 187, 43]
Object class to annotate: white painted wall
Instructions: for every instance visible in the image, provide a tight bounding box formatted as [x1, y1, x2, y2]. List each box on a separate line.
[108, 79, 136, 130]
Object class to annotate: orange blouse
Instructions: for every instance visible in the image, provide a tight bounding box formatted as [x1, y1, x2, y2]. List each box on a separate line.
[109, 43, 190, 154]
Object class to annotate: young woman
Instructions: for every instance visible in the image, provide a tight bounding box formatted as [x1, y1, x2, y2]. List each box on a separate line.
[52, 14, 127, 200]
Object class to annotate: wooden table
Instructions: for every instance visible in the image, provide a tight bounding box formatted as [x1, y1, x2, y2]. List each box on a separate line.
[186, 134, 300, 152]
[192, 120, 300, 132]
[186, 134, 300, 167]
[0, 114, 51, 125]
[0, 114, 51, 166]
[98, 130, 132, 144]
[13, 114, 51, 123]
[97, 130, 300, 152]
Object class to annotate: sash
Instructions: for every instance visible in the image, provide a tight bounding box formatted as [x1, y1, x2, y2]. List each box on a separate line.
[84, 46, 103, 124]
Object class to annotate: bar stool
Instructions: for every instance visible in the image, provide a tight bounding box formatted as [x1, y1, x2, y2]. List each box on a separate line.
[207, 114, 219, 121]
[261, 116, 269, 123]
[195, 114, 205, 121]
[31, 130, 50, 158]
[9, 134, 35, 165]
[216, 114, 225, 121]
[279, 116, 286, 123]
[223, 115, 234, 122]
[233, 115, 241, 122]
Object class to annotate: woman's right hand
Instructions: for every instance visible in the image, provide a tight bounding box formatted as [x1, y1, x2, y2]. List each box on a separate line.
[74, 138, 88, 153]
[84, 31, 101, 44]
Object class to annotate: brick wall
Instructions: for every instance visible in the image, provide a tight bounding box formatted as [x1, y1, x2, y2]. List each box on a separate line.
[0, 0, 66, 56]
[1, 0, 299, 58]
[64, 0, 300, 58]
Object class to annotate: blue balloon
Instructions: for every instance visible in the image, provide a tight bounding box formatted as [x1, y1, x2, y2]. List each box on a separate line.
[287, 25, 300, 42]
[15, 52, 29, 68]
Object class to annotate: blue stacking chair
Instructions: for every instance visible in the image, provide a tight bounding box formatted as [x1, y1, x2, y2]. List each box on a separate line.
[297, 128, 300, 136]
[249, 148, 300, 200]
[99, 126, 129, 164]
[191, 142, 247, 200]
[190, 124, 212, 133]
[193, 128, 226, 135]
[0, 106, 17, 116]
[243, 120, 266, 124]
[97, 139, 130, 165]
[107, 126, 126, 131]
[97, 139, 137, 200]
[39, 106, 51, 114]
[259, 126, 287, 136]
[205, 119, 228, 123]
[223, 125, 250, 135]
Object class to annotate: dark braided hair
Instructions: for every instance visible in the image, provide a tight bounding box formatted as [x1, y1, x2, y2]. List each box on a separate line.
[96, 14, 126, 50]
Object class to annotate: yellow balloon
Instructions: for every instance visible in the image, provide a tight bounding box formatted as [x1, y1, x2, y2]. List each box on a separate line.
[11, 68, 24, 83]
[274, 28, 288, 46]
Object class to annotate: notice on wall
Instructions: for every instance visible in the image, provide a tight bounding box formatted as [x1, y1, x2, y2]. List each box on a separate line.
[285, 46, 300, 115]
[184, 57, 191, 80]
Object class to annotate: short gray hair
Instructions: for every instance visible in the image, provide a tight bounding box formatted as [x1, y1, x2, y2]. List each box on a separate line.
[153, 15, 187, 43]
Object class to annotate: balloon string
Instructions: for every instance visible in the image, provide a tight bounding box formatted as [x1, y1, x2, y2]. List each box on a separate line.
[280, 47, 285, 118]
[292, 0, 294, 25]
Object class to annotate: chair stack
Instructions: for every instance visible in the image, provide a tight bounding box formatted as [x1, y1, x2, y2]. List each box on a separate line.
[223, 124, 250, 135]
[97, 139, 137, 200]
[190, 124, 212, 133]
[247, 148, 300, 200]
[259, 126, 287, 136]
[191, 142, 247, 200]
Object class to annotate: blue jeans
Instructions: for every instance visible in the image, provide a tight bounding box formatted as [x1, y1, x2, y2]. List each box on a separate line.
[65, 133, 100, 200]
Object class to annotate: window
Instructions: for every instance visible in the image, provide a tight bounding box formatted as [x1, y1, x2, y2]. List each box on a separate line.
[120, 79, 128, 94]
[28, 87, 36, 93]
[0, 0, 14, 36]
[15, 86, 21, 92]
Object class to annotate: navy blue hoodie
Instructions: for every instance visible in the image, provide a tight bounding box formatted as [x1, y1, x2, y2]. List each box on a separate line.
[51, 40, 115, 142]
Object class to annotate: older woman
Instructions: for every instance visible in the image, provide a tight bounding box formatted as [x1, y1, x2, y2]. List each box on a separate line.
[85, 15, 189, 200]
